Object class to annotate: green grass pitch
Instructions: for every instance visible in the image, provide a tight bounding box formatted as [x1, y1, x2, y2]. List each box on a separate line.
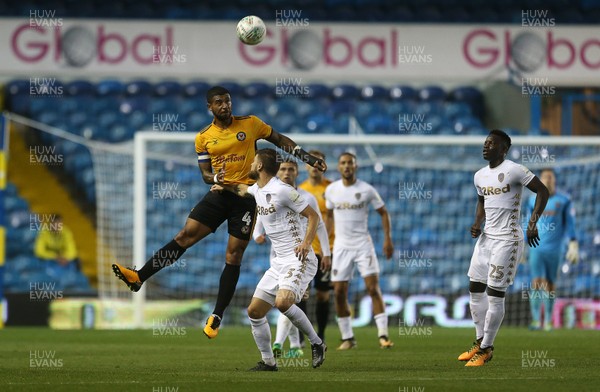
[1, 326, 599, 392]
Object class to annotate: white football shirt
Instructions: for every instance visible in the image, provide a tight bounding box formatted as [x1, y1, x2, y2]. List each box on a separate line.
[325, 179, 385, 250]
[248, 177, 310, 258]
[474, 159, 534, 240]
[253, 187, 330, 259]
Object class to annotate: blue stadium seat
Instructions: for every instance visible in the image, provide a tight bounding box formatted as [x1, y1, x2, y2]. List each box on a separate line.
[355, 101, 386, 118]
[65, 80, 94, 96]
[306, 114, 335, 133]
[418, 86, 446, 101]
[305, 83, 330, 99]
[389, 85, 417, 101]
[108, 123, 134, 143]
[266, 97, 300, 117]
[96, 80, 125, 97]
[361, 85, 387, 100]
[119, 96, 150, 114]
[243, 82, 272, 98]
[270, 112, 297, 133]
[154, 81, 183, 96]
[97, 111, 120, 130]
[218, 81, 243, 97]
[328, 99, 355, 116]
[126, 80, 153, 96]
[453, 116, 483, 134]
[332, 84, 360, 100]
[5, 79, 30, 96]
[364, 114, 395, 134]
[184, 81, 211, 98]
[180, 98, 205, 116]
[127, 111, 151, 130]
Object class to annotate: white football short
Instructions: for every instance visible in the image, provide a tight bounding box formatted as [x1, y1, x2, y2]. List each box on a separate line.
[253, 252, 318, 305]
[331, 247, 379, 282]
[467, 233, 523, 289]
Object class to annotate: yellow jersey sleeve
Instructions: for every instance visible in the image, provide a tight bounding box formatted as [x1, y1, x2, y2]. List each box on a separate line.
[195, 128, 210, 164]
[251, 115, 273, 140]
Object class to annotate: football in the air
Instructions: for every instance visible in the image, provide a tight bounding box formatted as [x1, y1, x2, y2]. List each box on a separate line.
[236, 16, 266, 45]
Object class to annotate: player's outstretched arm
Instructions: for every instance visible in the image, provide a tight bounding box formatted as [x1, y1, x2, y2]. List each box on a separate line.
[525, 177, 550, 248]
[471, 195, 485, 238]
[266, 130, 327, 172]
[376, 206, 394, 259]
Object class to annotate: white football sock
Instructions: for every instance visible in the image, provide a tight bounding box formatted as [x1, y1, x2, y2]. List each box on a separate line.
[249, 317, 275, 366]
[337, 316, 354, 340]
[274, 313, 293, 346]
[469, 291, 489, 340]
[288, 325, 301, 349]
[283, 305, 322, 345]
[374, 313, 388, 338]
[481, 295, 505, 349]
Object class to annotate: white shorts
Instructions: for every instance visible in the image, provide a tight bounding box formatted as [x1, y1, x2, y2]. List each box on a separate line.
[331, 247, 379, 282]
[467, 234, 523, 289]
[253, 252, 318, 305]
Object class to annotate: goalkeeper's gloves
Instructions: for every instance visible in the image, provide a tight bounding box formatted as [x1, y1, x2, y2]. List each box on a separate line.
[565, 240, 579, 264]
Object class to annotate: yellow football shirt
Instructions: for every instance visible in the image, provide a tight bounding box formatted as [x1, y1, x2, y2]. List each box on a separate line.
[195, 115, 272, 185]
[299, 178, 334, 255]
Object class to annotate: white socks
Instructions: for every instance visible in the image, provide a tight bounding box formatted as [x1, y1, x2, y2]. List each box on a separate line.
[482, 295, 505, 349]
[283, 305, 322, 345]
[469, 291, 489, 340]
[249, 317, 275, 366]
[374, 313, 388, 338]
[288, 325, 301, 348]
[274, 313, 293, 346]
[337, 316, 353, 340]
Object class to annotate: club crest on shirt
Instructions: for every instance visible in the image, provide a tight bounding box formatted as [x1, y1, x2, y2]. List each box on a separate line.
[355, 193, 361, 200]
[498, 173, 504, 182]
[288, 189, 301, 203]
[266, 194, 271, 203]
[236, 131, 246, 141]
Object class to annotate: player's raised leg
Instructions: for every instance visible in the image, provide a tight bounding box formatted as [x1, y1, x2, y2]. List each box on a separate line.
[247, 295, 278, 371]
[204, 234, 250, 339]
[333, 281, 356, 350]
[275, 289, 326, 368]
[364, 274, 393, 348]
[112, 217, 211, 292]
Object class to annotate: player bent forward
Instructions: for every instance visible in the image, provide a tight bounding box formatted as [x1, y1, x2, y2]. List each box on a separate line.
[211, 148, 326, 371]
[459, 130, 549, 367]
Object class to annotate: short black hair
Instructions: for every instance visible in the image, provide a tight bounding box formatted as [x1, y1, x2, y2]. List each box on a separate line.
[338, 152, 357, 162]
[256, 148, 281, 176]
[206, 86, 230, 103]
[489, 129, 511, 150]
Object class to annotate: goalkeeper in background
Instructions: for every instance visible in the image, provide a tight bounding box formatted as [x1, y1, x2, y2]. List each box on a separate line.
[112, 86, 326, 339]
[526, 168, 578, 331]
